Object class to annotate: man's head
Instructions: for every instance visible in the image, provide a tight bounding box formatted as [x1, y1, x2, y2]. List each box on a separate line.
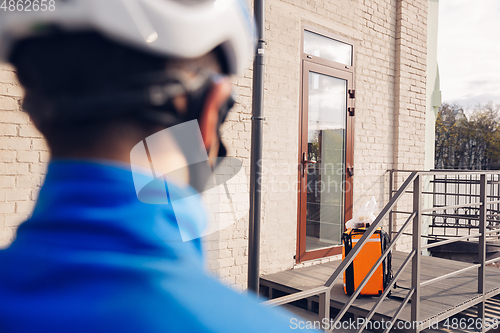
[10, 31, 231, 161]
[0, 0, 254, 162]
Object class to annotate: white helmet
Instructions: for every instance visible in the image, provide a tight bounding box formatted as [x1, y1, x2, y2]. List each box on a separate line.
[0, 0, 255, 75]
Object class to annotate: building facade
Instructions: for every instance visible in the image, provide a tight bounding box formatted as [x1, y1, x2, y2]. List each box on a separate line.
[205, 0, 430, 290]
[0, 0, 432, 291]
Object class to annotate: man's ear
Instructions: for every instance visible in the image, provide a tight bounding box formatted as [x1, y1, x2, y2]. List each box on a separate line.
[198, 77, 232, 153]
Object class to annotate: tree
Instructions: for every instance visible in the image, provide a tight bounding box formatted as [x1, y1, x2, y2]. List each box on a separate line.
[435, 102, 500, 170]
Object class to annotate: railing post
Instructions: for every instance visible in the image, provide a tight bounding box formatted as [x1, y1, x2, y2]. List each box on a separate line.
[389, 170, 394, 242]
[319, 289, 330, 323]
[411, 174, 422, 333]
[478, 173, 487, 331]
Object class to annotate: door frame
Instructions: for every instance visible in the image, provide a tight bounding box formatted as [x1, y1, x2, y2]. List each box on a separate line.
[296, 30, 355, 263]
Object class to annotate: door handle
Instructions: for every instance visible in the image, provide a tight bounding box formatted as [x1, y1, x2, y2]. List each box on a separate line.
[302, 152, 317, 165]
[301, 152, 317, 177]
[347, 166, 354, 177]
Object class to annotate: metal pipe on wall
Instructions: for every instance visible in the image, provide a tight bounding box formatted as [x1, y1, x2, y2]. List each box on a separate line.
[248, 0, 265, 294]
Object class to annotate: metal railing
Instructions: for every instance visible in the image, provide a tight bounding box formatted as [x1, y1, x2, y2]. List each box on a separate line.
[263, 170, 500, 333]
[428, 173, 500, 236]
[390, 171, 500, 237]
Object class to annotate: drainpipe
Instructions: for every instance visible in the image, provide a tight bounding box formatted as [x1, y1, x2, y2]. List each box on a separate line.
[248, 0, 265, 294]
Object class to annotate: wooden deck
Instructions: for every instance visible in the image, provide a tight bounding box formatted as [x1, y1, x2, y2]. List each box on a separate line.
[261, 251, 500, 326]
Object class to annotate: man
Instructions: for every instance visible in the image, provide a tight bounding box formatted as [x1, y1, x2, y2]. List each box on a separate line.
[0, 1, 315, 332]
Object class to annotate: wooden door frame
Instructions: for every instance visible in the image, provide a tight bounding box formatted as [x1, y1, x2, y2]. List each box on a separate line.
[296, 59, 355, 264]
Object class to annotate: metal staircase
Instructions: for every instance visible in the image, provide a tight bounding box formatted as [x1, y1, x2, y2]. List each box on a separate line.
[263, 171, 500, 333]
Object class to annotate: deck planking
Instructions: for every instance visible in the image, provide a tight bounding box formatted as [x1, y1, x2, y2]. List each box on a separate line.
[261, 251, 500, 325]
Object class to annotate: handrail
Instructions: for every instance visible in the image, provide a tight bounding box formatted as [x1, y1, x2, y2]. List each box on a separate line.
[420, 200, 500, 213]
[485, 228, 500, 235]
[421, 232, 482, 249]
[264, 169, 500, 333]
[324, 172, 418, 288]
[485, 256, 500, 266]
[262, 172, 418, 327]
[263, 285, 329, 306]
[353, 250, 416, 333]
[420, 263, 481, 287]
[263, 171, 418, 329]
[383, 288, 415, 333]
[392, 169, 500, 175]
[421, 201, 481, 213]
[331, 212, 415, 326]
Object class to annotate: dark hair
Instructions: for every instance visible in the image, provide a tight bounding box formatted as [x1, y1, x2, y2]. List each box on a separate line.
[11, 31, 170, 97]
[10, 32, 221, 157]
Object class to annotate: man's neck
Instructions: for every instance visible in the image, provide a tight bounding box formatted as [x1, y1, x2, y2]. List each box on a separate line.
[52, 134, 190, 186]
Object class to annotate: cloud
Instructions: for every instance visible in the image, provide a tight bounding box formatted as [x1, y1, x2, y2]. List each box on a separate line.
[446, 93, 500, 110]
[438, 0, 500, 109]
[468, 80, 490, 88]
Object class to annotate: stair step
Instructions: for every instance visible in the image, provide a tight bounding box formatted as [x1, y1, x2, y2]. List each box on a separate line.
[282, 304, 376, 333]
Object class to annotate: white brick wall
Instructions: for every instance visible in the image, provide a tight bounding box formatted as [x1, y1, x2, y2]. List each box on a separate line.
[0, 64, 48, 248]
[204, 0, 428, 289]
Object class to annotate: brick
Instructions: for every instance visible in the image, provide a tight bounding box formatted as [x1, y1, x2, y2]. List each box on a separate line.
[16, 151, 39, 163]
[0, 163, 30, 175]
[0, 176, 15, 188]
[40, 151, 50, 163]
[15, 176, 41, 188]
[31, 188, 42, 201]
[0, 137, 31, 150]
[0, 96, 20, 111]
[29, 163, 48, 175]
[0, 123, 17, 136]
[0, 202, 15, 214]
[0, 64, 14, 71]
[19, 125, 42, 138]
[5, 189, 31, 202]
[15, 201, 35, 214]
[0, 226, 17, 249]
[0, 151, 16, 162]
[5, 214, 28, 228]
[218, 249, 232, 259]
[0, 69, 18, 83]
[32, 138, 48, 151]
[0, 111, 29, 124]
[0, 83, 24, 98]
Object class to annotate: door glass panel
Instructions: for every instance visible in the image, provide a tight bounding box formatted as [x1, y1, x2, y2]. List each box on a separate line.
[305, 71, 346, 252]
[304, 30, 352, 66]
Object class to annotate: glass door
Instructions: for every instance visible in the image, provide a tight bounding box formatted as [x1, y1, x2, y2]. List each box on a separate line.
[297, 61, 354, 262]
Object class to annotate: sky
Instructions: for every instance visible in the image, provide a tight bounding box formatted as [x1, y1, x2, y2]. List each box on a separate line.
[438, 0, 500, 110]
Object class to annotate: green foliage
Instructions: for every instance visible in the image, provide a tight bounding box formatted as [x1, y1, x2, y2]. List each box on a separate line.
[435, 102, 500, 170]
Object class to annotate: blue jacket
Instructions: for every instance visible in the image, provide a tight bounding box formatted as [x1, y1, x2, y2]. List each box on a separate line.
[0, 160, 311, 332]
